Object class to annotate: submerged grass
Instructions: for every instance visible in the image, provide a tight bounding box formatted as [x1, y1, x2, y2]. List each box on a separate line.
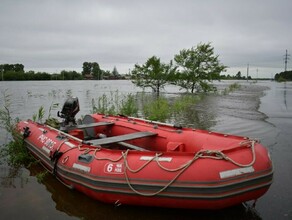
[32, 105, 45, 123]
[90, 83, 241, 124]
[0, 90, 34, 167]
[91, 91, 139, 116]
[35, 170, 49, 183]
[0, 89, 44, 180]
[119, 94, 139, 116]
[0, 139, 34, 167]
[90, 91, 203, 123]
[221, 83, 241, 95]
[143, 97, 170, 122]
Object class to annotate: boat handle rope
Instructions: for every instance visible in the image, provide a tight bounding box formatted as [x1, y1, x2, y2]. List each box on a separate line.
[121, 150, 202, 196]
[195, 140, 257, 168]
[83, 139, 256, 196]
[124, 140, 256, 196]
[93, 148, 125, 162]
[62, 156, 69, 164]
[58, 143, 92, 157]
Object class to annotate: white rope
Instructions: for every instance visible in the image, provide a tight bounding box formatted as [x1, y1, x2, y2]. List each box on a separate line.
[122, 151, 201, 196]
[122, 151, 163, 173]
[220, 140, 257, 167]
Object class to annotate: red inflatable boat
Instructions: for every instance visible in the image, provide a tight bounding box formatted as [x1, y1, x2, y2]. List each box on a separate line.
[15, 98, 273, 210]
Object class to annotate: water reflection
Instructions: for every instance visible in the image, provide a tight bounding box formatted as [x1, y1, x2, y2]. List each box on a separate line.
[0, 166, 28, 189]
[171, 96, 217, 130]
[283, 82, 287, 109]
[136, 92, 217, 130]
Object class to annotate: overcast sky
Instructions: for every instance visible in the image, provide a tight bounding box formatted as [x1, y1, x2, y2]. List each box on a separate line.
[0, 0, 291, 78]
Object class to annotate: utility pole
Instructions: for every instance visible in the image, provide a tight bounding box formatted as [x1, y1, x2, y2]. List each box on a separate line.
[284, 50, 290, 72]
[246, 63, 249, 82]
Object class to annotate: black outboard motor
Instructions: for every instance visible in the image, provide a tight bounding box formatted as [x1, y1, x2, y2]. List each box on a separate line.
[58, 97, 80, 129]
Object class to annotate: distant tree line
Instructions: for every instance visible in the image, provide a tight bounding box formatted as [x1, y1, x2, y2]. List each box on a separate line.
[274, 71, 292, 81]
[220, 71, 252, 80]
[0, 64, 83, 81]
[0, 63, 24, 72]
[0, 63, 125, 81]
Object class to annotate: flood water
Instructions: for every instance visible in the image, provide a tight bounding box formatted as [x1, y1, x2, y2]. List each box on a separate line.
[0, 80, 291, 219]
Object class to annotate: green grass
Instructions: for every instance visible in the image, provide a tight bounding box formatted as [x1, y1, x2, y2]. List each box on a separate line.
[143, 97, 170, 122]
[222, 83, 241, 95]
[90, 91, 203, 123]
[0, 139, 34, 167]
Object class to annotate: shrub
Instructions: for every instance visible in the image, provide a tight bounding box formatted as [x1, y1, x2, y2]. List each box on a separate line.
[143, 97, 170, 122]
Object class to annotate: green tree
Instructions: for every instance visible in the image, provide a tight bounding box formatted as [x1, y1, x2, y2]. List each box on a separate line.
[92, 62, 102, 80]
[174, 43, 226, 93]
[101, 70, 111, 79]
[0, 64, 25, 80]
[131, 56, 176, 97]
[82, 62, 102, 80]
[14, 64, 24, 72]
[236, 71, 242, 79]
[0, 64, 24, 73]
[60, 70, 82, 80]
[112, 66, 119, 78]
[275, 71, 292, 81]
[82, 62, 91, 76]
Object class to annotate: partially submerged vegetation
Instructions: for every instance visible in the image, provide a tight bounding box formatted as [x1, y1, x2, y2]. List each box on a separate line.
[0, 139, 34, 168]
[221, 83, 241, 95]
[0, 90, 17, 134]
[0, 90, 48, 182]
[132, 43, 226, 97]
[90, 83, 240, 122]
[0, 90, 34, 167]
[90, 90, 203, 122]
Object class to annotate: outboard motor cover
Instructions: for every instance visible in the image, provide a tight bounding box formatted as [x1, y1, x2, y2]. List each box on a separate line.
[58, 97, 80, 126]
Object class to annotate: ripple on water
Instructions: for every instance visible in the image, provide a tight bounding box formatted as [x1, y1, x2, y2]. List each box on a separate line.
[206, 83, 277, 151]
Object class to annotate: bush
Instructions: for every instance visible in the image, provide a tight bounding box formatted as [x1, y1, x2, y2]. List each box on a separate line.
[0, 140, 34, 167]
[91, 92, 138, 116]
[142, 97, 170, 122]
[120, 94, 138, 116]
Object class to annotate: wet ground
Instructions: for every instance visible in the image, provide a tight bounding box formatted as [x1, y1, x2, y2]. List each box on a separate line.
[0, 80, 291, 219]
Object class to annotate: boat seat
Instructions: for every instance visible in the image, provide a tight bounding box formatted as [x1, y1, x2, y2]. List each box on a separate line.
[118, 141, 150, 151]
[67, 122, 114, 132]
[75, 122, 114, 129]
[88, 131, 157, 146]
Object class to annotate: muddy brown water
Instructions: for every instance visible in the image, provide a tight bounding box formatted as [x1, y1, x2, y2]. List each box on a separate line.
[0, 80, 291, 219]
